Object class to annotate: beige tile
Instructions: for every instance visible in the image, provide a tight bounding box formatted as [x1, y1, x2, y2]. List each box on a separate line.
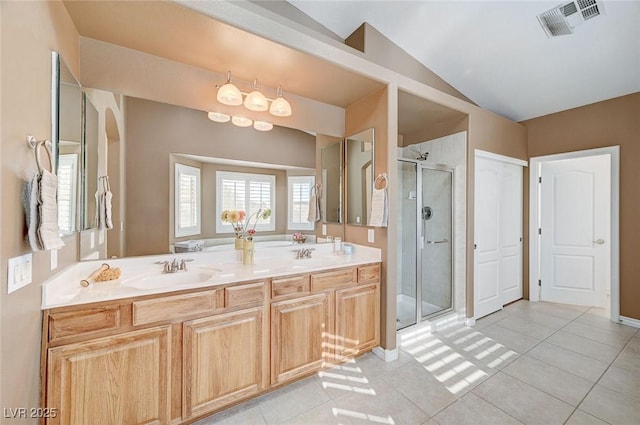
[258, 379, 329, 425]
[584, 307, 611, 318]
[625, 335, 640, 355]
[599, 366, 640, 402]
[280, 401, 354, 425]
[472, 372, 573, 425]
[527, 343, 609, 382]
[530, 302, 587, 320]
[580, 385, 640, 425]
[332, 379, 429, 425]
[481, 324, 541, 354]
[546, 330, 622, 363]
[422, 420, 441, 425]
[563, 321, 635, 349]
[576, 312, 638, 334]
[503, 355, 593, 406]
[473, 309, 511, 330]
[565, 409, 609, 425]
[508, 309, 571, 331]
[495, 316, 557, 340]
[612, 350, 640, 373]
[434, 393, 523, 425]
[193, 402, 265, 425]
[387, 362, 470, 416]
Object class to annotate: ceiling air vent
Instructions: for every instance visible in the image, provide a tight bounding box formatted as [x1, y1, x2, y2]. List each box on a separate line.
[537, 0, 603, 37]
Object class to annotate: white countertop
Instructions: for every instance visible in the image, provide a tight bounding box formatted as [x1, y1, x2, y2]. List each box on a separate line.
[42, 243, 381, 310]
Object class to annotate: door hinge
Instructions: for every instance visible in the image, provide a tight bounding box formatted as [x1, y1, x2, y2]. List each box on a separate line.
[538, 177, 542, 183]
[538, 228, 542, 235]
[473, 244, 477, 250]
[538, 279, 542, 287]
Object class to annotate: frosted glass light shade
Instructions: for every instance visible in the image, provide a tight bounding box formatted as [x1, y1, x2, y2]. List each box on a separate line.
[244, 90, 268, 112]
[269, 96, 292, 117]
[231, 116, 252, 127]
[207, 112, 230, 123]
[217, 83, 243, 106]
[253, 121, 273, 131]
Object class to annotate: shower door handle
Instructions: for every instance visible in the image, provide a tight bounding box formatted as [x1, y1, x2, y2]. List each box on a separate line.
[426, 239, 449, 244]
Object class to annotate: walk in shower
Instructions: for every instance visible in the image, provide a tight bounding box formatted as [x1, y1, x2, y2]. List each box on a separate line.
[397, 159, 453, 329]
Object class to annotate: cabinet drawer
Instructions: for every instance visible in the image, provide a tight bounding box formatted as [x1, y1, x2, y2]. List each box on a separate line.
[225, 282, 265, 308]
[48, 305, 121, 342]
[358, 264, 381, 284]
[311, 268, 356, 292]
[132, 290, 219, 326]
[271, 275, 310, 299]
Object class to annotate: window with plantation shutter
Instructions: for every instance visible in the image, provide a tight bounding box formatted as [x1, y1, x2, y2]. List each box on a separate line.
[216, 171, 275, 232]
[288, 176, 315, 230]
[175, 163, 201, 237]
[57, 154, 78, 235]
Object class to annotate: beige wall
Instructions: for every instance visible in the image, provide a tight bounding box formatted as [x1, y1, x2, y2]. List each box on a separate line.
[346, 23, 475, 105]
[522, 92, 640, 320]
[344, 87, 393, 348]
[0, 1, 80, 422]
[126, 96, 316, 256]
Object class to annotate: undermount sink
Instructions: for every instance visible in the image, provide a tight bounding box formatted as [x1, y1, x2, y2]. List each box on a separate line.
[120, 269, 217, 290]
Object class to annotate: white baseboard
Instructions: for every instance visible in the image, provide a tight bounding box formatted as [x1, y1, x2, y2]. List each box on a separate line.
[372, 346, 398, 362]
[619, 315, 640, 329]
[464, 317, 476, 327]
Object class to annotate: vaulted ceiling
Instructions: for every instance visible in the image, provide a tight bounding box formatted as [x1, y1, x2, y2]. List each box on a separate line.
[289, 0, 640, 121]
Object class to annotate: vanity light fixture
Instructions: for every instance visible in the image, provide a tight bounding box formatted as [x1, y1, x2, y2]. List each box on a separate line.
[244, 80, 269, 112]
[231, 116, 253, 128]
[216, 72, 292, 117]
[207, 112, 231, 123]
[216, 71, 243, 106]
[253, 121, 273, 132]
[269, 86, 292, 117]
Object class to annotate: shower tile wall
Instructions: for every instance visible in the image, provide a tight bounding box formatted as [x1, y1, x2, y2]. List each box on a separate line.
[399, 131, 467, 315]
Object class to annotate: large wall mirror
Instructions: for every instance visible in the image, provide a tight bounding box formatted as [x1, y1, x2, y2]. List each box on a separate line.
[320, 140, 343, 224]
[53, 52, 82, 236]
[345, 128, 375, 226]
[82, 93, 99, 230]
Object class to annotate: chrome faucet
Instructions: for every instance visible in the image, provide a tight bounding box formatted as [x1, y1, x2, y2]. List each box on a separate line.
[295, 248, 315, 259]
[157, 258, 190, 273]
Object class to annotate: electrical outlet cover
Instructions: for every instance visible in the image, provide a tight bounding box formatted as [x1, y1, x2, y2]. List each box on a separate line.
[7, 253, 33, 294]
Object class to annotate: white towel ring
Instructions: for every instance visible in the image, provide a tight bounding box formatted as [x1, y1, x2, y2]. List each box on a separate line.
[35, 140, 54, 174]
[374, 173, 388, 190]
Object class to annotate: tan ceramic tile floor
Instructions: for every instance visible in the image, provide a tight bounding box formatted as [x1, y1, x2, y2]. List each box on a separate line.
[194, 301, 640, 425]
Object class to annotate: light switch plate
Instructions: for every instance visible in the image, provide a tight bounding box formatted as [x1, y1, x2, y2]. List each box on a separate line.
[368, 228, 375, 243]
[90, 232, 95, 249]
[8, 253, 33, 294]
[322, 224, 327, 236]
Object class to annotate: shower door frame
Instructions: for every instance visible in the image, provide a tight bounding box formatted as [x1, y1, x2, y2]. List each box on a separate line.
[399, 159, 455, 325]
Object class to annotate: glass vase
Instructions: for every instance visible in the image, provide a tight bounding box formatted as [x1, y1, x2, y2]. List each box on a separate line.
[234, 237, 244, 250]
[242, 240, 254, 265]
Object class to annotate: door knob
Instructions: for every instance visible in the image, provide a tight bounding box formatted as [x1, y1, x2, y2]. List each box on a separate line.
[593, 239, 605, 244]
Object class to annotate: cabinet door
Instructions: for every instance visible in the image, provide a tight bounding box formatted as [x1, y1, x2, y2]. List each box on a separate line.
[271, 293, 331, 386]
[47, 326, 171, 425]
[183, 307, 266, 418]
[336, 283, 379, 359]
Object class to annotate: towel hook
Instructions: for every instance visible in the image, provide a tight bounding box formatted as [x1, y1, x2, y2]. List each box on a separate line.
[374, 173, 388, 190]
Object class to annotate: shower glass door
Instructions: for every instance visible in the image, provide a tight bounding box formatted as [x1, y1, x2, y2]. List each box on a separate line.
[397, 160, 453, 330]
[397, 161, 417, 329]
[420, 167, 453, 319]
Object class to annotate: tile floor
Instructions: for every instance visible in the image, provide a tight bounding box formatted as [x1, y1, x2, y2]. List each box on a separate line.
[194, 301, 640, 425]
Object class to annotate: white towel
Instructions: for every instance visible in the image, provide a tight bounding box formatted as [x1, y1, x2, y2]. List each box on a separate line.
[24, 174, 41, 251]
[368, 174, 388, 227]
[95, 176, 114, 230]
[37, 169, 65, 250]
[307, 184, 321, 222]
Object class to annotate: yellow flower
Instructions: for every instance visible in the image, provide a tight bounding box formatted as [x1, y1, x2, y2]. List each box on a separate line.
[221, 210, 230, 222]
[228, 210, 240, 223]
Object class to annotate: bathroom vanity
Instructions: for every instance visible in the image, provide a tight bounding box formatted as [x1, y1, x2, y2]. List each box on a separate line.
[40, 245, 380, 424]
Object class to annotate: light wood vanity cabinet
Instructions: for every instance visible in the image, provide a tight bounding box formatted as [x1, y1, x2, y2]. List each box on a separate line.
[42, 263, 379, 424]
[46, 326, 171, 425]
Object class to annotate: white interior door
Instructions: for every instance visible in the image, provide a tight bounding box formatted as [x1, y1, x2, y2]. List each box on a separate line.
[540, 155, 610, 307]
[500, 163, 523, 305]
[474, 157, 503, 318]
[475, 156, 524, 319]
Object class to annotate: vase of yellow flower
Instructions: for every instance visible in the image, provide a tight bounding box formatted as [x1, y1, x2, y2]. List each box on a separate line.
[220, 209, 246, 250]
[241, 208, 272, 265]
